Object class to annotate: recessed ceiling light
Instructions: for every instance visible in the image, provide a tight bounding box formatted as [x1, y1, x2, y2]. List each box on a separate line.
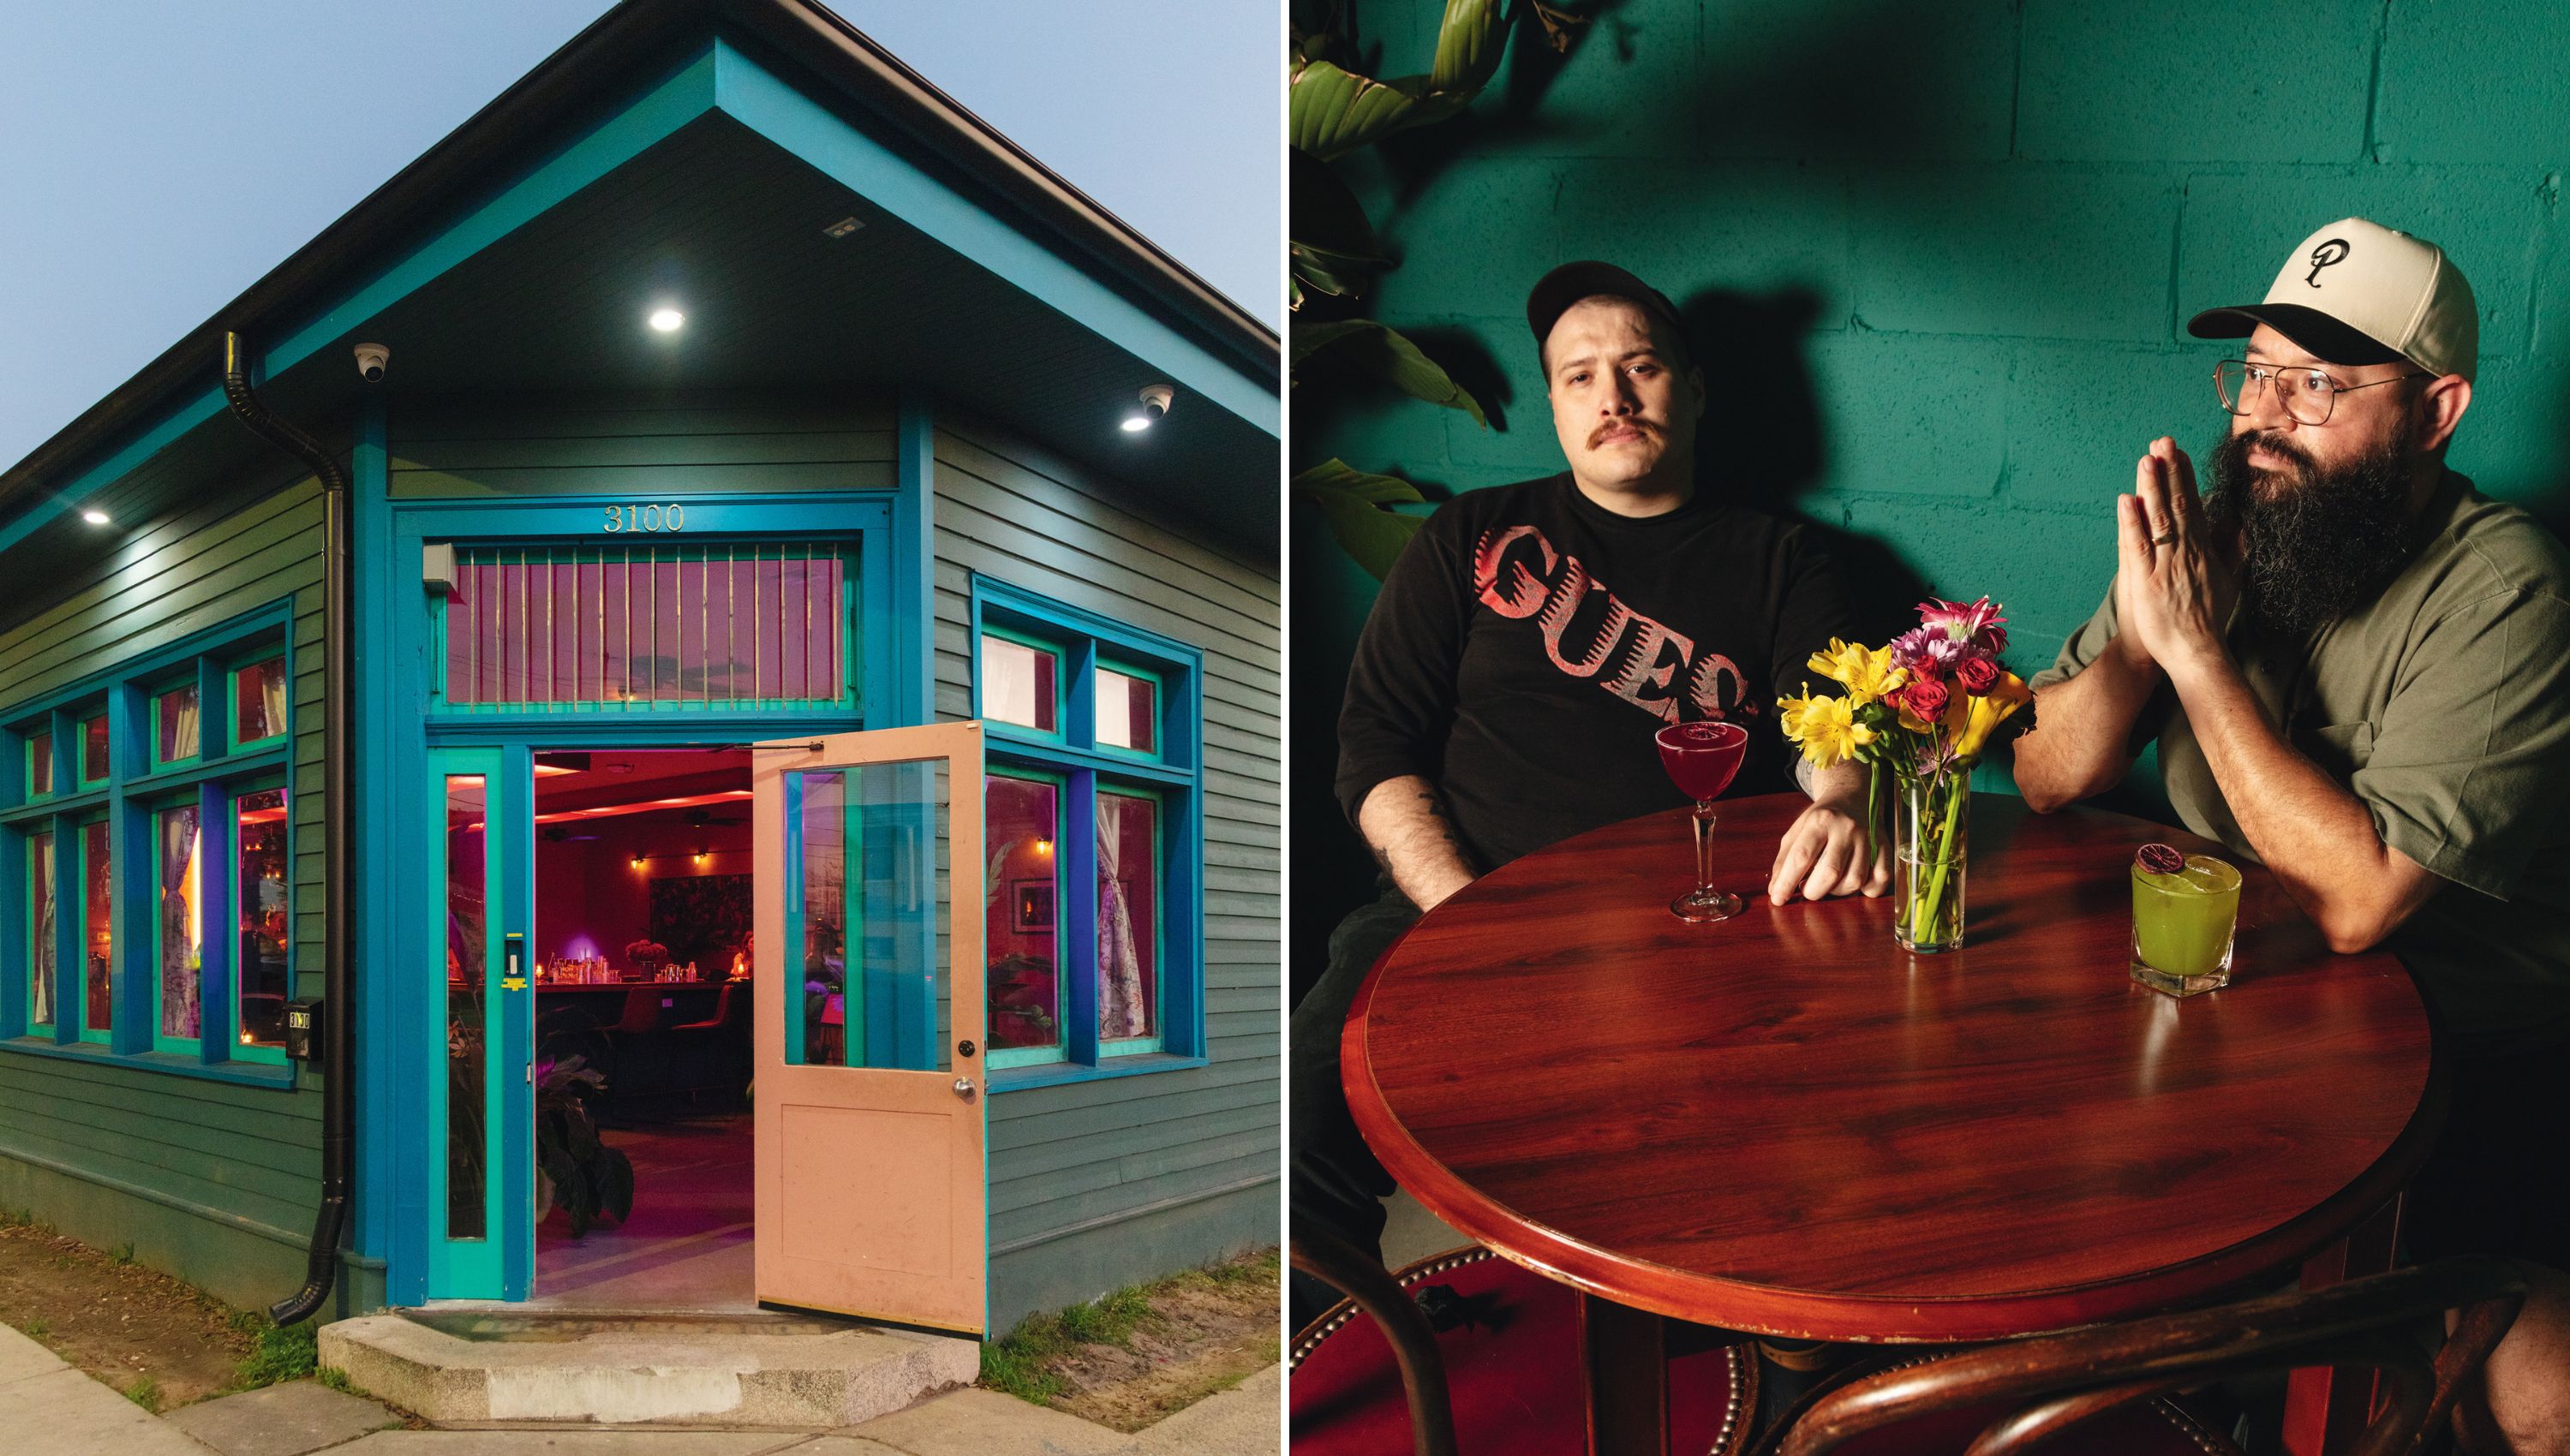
[822, 216, 864, 238]
[81, 510, 110, 525]
[1120, 415, 1152, 433]
[648, 307, 684, 332]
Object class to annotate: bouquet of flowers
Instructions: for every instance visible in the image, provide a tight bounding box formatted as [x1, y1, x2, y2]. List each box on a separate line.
[1778, 597, 2033, 952]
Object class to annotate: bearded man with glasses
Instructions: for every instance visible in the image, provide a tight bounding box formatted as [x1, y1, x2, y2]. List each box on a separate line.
[2016, 218, 2570, 1453]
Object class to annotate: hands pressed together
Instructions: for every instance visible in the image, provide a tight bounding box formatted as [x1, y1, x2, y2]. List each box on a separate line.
[2111, 437, 2240, 681]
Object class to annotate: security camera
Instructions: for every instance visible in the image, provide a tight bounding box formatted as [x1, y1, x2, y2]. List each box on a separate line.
[354, 343, 390, 383]
[1139, 384, 1174, 420]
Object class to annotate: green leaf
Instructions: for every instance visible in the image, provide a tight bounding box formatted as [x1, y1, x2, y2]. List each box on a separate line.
[600, 1149, 636, 1226]
[1292, 319, 1488, 427]
[1288, 57, 1433, 160]
[1295, 460, 1429, 581]
[1431, 0, 1508, 93]
[1289, 148, 1388, 302]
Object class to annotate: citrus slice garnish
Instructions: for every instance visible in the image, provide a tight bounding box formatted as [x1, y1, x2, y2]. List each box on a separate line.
[2136, 844, 2185, 876]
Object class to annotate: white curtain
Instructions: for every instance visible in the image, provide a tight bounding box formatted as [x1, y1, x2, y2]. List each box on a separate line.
[1096, 797, 1146, 1040]
[170, 692, 200, 760]
[261, 665, 288, 739]
[29, 838, 52, 1025]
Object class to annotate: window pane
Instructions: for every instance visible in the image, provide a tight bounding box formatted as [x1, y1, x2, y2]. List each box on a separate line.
[444, 544, 846, 707]
[157, 686, 200, 763]
[28, 731, 51, 797]
[1097, 791, 1158, 1041]
[982, 636, 1057, 732]
[986, 774, 1060, 1053]
[1097, 670, 1156, 754]
[81, 715, 109, 783]
[795, 770, 847, 1066]
[27, 832, 54, 1026]
[236, 659, 288, 744]
[158, 805, 204, 1039]
[445, 777, 487, 1241]
[82, 820, 111, 1034]
[236, 791, 290, 1049]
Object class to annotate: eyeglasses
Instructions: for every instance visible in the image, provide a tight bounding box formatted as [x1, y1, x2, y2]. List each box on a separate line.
[2214, 360, 2430, 426]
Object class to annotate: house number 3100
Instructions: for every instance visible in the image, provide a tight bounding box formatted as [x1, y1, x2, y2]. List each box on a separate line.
[602, 504, 684, 533]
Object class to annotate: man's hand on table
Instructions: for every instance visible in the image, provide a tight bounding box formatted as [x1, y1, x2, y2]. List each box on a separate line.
[1771, 761, 1891, 904]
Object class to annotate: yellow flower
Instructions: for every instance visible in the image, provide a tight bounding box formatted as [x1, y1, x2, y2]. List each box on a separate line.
[1951, 671, 2034, 758]
[1777, 689, 1873, 768]
[1806, 638, 1908, 706]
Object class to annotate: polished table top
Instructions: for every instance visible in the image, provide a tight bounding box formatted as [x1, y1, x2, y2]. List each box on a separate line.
[1343, 792, 2441, 1343]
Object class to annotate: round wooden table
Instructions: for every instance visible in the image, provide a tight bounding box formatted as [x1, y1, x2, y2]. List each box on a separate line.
[1342, 792, 2442, 1454]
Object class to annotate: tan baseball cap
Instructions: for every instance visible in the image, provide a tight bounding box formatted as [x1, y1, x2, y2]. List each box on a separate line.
[2187, 217, 2477, 383]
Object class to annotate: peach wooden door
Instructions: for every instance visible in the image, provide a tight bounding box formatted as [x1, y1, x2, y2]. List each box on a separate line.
[751, 722, 985, 1333]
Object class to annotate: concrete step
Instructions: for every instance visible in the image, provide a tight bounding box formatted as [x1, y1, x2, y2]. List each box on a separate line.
[317, 1310, 977, 1428]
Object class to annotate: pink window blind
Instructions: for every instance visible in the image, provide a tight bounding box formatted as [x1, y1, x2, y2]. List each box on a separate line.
[443, 544, 847, 707]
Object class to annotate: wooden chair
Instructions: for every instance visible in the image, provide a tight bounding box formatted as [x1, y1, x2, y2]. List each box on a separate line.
[1766, 1257, 2528, 1456]
[1290, 1230, 1756, 1456]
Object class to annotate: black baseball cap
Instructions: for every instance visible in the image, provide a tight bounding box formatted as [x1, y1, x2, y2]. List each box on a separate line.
[1526, 261, 1690, 358]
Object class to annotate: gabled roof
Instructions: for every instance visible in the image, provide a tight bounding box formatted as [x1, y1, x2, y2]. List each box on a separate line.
[0, 0, 1276, 531]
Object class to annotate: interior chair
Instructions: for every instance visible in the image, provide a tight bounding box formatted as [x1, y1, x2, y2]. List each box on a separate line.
[1763, 1256, 2528, 1456]
[665, 982, 749, 1107]
[597, 985, 672, 1103]
[1290, 1229, 1757, 1456]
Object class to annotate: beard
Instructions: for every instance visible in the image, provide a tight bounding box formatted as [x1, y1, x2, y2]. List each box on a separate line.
[2202, 422, 2420, 641]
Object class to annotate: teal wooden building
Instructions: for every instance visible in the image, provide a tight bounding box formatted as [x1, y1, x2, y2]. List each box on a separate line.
[0, 0, 1277, 1336]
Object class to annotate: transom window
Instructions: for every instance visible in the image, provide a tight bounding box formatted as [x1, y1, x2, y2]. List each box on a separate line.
[437, 542, 854, 710]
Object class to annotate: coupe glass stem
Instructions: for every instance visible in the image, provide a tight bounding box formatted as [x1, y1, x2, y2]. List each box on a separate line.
[1692, 800, 1716, 892]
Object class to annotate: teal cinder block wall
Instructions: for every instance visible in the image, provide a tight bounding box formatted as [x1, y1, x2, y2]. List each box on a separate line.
[1293, 0, 2570, 976]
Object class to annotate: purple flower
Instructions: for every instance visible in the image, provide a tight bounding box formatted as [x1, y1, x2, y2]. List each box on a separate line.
[1916, 596, 2009, 653]
[1891, 626, 1969, 677]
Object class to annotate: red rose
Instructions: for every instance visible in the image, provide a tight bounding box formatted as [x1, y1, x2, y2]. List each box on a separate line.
[1900, 677, 1951, 721]
[1955, 655, 1999, 695]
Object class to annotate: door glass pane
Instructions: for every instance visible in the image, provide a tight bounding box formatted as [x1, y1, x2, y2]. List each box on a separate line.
[1097, 670, 1156, 755]
[445, 777, 488, 1242]
[1097, 791, 1158, 1042]
[157, 804, 203, 1039]
[236, 791, 290, 1049]
[81, 715, 109, 784]
[236, 659, 288, 744]
[157, 687, 200, 763]
[981, 636, 1056, 732]
[985, 774, 1059, 1053]
[27, 731, 51, 797]
[790, 761, 948, 1071]
[27, 832, 54, 1026]
[81, 820, 111, 1033]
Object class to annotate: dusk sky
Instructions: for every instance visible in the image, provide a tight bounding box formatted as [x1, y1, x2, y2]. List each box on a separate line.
[0, 1, 1276, 471]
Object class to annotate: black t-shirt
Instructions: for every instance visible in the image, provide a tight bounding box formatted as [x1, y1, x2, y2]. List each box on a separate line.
[1335, 474, 1857, 870]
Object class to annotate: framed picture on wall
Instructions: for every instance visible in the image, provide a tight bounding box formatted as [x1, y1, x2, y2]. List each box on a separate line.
[1011, 879, 1055, 933]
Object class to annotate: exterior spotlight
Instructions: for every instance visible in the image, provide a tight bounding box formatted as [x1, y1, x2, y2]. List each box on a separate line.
[1123, 383, 1174, 433]
[648, 307, 684, 333]
[81, 510, 111, 525]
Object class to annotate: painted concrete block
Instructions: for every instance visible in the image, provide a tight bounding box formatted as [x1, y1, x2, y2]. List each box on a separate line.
[1360, 160, 1565, 320]
[1451, 0, 1704, 163]
[2004, 340, 2226, 508]
[1554, 162, 1853, 331]
[1850, 168, 2181, 342]
[1700, 0, 2015, 163]
[2375, 0, 2570, 166]
[2017, 0, 2375, 164]
[1820, 492, 2113, 656]
[2177, 169, 2548, 359]
[2446, 352, 2570, 516]
[1804, 334, 2010, 498]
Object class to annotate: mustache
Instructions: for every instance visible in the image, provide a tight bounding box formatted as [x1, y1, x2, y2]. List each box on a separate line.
[1587, 417, 1661, 449]
[2234, 428, 2315, 476]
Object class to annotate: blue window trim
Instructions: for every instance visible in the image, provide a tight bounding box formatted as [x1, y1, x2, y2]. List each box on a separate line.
[975, 623, 1068, 744]
[985, 764, 1067, 1071]
[0, 603, 300, 1087]
[967, 575, 1204, 1093]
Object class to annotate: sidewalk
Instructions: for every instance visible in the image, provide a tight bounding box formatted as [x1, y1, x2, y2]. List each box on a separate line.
[0, 1326, 1278, 1456]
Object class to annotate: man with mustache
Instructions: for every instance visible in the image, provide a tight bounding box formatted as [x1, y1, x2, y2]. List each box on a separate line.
[1294, 262, 1877, 1324]
[2015, 218, 2570, 1453]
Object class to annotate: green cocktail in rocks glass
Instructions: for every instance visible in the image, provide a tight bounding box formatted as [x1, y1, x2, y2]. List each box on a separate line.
[2130, 844, 2242, 996]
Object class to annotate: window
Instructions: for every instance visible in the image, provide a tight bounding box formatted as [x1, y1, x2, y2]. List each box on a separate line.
[970, 578, 1202, 1083]
[3, 617, 294, 1079]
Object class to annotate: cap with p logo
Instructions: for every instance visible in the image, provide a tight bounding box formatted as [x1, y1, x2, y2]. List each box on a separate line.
[2187, 217, 2478, 383]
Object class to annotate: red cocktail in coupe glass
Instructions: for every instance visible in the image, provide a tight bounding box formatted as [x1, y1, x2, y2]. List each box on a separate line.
[1655, 719, 1750, 921]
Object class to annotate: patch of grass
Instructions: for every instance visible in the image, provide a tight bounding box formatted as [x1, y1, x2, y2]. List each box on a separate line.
[1056, 1284, 1152, 1347]
[108, 1243, 135, 1267]
[124, 1375, 162, 1413]
[1168, 1249, 1281, 1293]
[230, 1318, 317, 1391]
[0, 1207, 32, 1227]
[316, 1366, 361, 1397]
[977, 1331, 1069, 1405]
[22, 1318, 49, 1339]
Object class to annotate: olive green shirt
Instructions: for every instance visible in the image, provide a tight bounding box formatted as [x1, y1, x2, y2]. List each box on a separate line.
[2034, 472, 2570, 1054]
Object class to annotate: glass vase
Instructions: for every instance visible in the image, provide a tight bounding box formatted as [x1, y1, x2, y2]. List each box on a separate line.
[1893, 771, 1971, 952]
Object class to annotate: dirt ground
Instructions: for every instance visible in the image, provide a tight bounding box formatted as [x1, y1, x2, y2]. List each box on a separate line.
[1042, 1254, 1281, 1433]
[0, 1216, 255, 1410]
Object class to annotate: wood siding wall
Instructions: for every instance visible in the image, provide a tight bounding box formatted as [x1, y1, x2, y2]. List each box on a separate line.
[932, 415, 1279, 1328]
[389, 394, 896, 498]
[0, 479, 326, 1309]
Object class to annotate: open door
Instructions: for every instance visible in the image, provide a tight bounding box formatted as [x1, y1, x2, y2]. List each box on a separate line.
[427, 745, 535, 1300]
[751, 722, 985, 1333]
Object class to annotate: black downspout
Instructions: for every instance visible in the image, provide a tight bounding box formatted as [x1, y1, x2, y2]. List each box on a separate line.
[219, 332, 354, 1328]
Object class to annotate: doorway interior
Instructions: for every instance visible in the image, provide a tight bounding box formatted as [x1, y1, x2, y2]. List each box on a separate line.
[527, 747, 756, 1309]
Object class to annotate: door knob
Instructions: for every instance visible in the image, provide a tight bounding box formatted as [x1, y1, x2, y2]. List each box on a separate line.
[953, 1077, 976, 1102]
